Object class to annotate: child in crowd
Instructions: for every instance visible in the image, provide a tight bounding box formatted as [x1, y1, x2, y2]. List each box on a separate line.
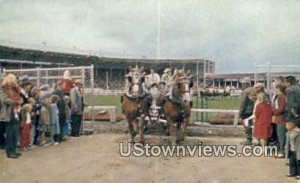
[28, 97, 38, 147]
[49, 95, 61, 145]
[39, 99, 51, 146]
[253, 92, 272, 147]
[19, 104, 32, 150]
[285, 120, 300, 179]
[30, 87, 42, 146]
[64, 96, 72, 138]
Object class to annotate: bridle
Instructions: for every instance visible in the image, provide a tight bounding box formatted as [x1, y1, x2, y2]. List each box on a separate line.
[174, 76, 193, 103]
[128, 71, 145, 97]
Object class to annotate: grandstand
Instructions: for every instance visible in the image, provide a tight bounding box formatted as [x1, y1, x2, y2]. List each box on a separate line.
[2, 45, 299, 90]
[0, 45, 215, 89]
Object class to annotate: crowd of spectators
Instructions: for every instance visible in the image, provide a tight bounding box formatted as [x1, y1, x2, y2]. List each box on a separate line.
[239, 76, 300, 179]
[0, 70, 85, 159]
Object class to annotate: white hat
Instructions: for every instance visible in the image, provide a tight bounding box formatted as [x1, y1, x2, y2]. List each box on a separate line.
[240, 77, 251, 84]
[164, 68, 171, 73]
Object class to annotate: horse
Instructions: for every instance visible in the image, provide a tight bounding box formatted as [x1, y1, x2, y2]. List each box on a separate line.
[160, 69, 193, 145]
[121, 66, 151, 143]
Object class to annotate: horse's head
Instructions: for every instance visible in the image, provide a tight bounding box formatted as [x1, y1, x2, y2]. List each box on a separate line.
[127, 65, 145, 97]
[173, 69, 194, 104]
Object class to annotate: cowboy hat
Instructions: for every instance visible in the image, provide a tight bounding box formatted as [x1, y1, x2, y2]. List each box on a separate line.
[254, 82, 265, 88]
[19, 75, 32, 86]
[74, 79, 83, 85]
[240, 77, 251, 84]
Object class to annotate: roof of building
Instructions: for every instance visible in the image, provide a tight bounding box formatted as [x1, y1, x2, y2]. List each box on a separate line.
[0, 45, 214, 69]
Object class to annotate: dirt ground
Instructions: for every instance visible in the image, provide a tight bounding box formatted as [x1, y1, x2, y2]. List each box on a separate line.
[0, 133, 296, 183]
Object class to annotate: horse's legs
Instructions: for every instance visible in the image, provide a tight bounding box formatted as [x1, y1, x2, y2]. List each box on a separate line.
[179, 117, 189, 142]
[167, 118, 176, 145]
[128, 119, 136, 143]
[138, 118, 145, 143]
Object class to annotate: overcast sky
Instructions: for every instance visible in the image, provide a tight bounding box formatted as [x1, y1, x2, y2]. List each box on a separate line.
[0, 0, 299, 73]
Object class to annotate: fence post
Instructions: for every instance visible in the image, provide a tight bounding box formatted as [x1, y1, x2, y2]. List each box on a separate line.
[233, 112, 239, 126]
[45, 69, 49, 85]
[205, 97, 208, 121]
[81, 68, 86, 134]
[37, 67, 40, 87]
[267, 62, 271, 94]
[90, 65, 95, 130]
[203, 61, 207, 87]
[91, 65, 94, 92]
[201, 96, 204, 123]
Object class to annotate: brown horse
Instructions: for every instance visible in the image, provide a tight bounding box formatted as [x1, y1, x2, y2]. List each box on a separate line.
[121, 66, 150, 143]
[161, 69, 193, 145]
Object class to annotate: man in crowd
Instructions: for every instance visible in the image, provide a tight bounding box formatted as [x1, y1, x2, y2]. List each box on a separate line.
[285, 76, 300, 128]
[70, 79, 85, 137]
[0, 74, 23, 158]
[19, 75, 32, 106]
[239, 77, 255, 145]
[53, 81, 67, 141]
[270, 76, 285, 145]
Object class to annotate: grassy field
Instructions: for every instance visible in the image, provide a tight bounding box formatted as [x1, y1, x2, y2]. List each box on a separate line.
[193, 97, 240, 110]
[85, 95, 241, 123]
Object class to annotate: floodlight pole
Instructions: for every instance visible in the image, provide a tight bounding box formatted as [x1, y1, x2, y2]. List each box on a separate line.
[106, 71, 109, 89]
[156, 0, 161, 60]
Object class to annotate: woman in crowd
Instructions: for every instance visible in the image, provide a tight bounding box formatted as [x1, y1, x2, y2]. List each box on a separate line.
[253, 92, 273, 147]
[0, 74, 22, 158]
[272, 84, 287, 158]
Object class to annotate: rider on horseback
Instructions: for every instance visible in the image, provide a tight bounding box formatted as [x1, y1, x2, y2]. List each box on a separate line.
[144, 69, 161, 118]
[145, 69, 160, 90]
[161, 68, 173, 99]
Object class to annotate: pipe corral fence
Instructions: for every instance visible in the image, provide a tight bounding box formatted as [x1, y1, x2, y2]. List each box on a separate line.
[3, 65, 101, 133]
[254, 63, 300, 93]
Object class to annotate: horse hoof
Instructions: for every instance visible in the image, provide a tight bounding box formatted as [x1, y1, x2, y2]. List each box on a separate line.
[176, 139, 184, 145]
